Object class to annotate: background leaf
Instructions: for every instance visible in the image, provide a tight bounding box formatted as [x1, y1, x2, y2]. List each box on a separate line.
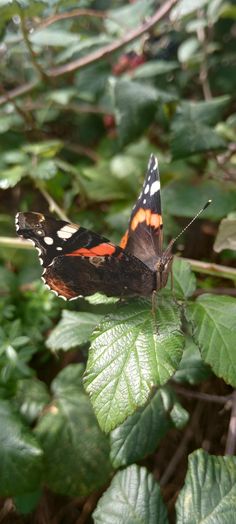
[0, 400, 43, 496]
[186, 294, 236, 386]
[110, 386, 188, 468]
[46, 310, 102, 351]
[35, 364, 112, 497]
[176, 449, 236, 524]
[93, 465, 168, 524]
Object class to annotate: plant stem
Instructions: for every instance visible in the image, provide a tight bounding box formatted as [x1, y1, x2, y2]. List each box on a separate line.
[173, 384, 232, 405]
[48, 0, 177, 77]
[185, 258, 236, 282]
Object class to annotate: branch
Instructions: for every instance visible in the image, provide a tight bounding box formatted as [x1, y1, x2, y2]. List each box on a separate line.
[185, 258, 236, 282]
[0, 237, 32, 249]
[0, 0, 177, 105]
[39, 8, 106, 29]
[196, 10, 212, 100]
[0, 80, 38, 106]
[36, 183, 70, 222]
[48, 0, 177, 77]
[173, 384, 232, 405]
[20, 14, 48, 81]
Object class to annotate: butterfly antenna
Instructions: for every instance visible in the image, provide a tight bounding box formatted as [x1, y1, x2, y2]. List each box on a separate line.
[166, 199, 212, 251]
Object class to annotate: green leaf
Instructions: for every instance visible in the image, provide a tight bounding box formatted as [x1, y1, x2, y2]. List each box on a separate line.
[171, 122, 226, 159]
[0, 166, 26, 189]
[46, 310, 102, 352]
[214, 213, 236, 252]
[23, 140, 62, 158]
[0, 400, 43, 496]
[14, 491, 42, 515]
[175, 97, 230, 127]
[171, 97, 230, 158]
[171, 258, 197, 299]
[176, 449, 236, 523]
[110, 387, 188, 468]
[106, 0, 153, 34]
[133, 60, 179, 78]
[162, 179, 236, 220]
[35, 364, 112, 497]
[30, 28, 79, 47]
[174, 336, 211, 385]
[171, 0, 211, 20]
[93, 465, 168, 524]
[84, 298, 184, 432]
[112, 79, 158, 146]
[186, 294, 236, 386]
[14, 378, 50, 424]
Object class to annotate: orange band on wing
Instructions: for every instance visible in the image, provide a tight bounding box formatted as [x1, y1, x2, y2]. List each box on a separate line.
[131, 208, 162, 231]
[65, 243, 116, 257]
[120, 230, 129, 249]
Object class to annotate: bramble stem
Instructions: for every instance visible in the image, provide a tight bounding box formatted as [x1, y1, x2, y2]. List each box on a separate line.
[185, 258, 236, 282]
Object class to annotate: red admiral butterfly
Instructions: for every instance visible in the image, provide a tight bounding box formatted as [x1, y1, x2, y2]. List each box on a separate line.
[15, 155, 211, 301]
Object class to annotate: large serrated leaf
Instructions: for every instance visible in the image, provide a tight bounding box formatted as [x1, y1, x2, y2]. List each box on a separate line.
[110, 387, 188, 468]
[93, 465, 168, 524]
[46, 310, 102, 351]
[176, 449, 236, 523]
[84, 299, 184, 432]
[186, 294, 236, 386]
[35, 364, 112, 497]
[0, 400, 43, 496]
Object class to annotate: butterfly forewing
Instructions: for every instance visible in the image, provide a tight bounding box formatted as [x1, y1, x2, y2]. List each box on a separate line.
[120, 154, 163, 270]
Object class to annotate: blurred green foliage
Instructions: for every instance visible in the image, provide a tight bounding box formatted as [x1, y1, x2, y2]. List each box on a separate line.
[0, 0, 236, 521]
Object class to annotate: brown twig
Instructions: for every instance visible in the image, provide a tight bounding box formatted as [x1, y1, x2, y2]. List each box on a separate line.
[39, 8, 106, 29]
[0, 80, 38, 106]
[36, 184, 69, 221]
[0, 0, 177, 105]
[185, 258, 236, 282]
[48, 0, 177, 77]
[196, 10, 212, 100]
[225, 390, 236, 455]
[20, 14, 48, 81]
[193, 288, 236, 297]
[173, 384, 232, 405]
[160, 402, 203, 486]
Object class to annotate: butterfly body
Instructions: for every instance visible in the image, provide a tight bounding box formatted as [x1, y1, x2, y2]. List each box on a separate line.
[15, 154, 173, 300]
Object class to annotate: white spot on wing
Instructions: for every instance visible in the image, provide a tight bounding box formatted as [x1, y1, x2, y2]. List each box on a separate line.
[44, 236, 54, 245]
[150, 180, 160, 196]
[144, 184, 149, 195]
[57, 224, 78, 240]
[56, 246, 63, 251]
[143, 198, 147, 204]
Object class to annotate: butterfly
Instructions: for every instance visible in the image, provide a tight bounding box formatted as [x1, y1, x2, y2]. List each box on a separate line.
[15, 154, 186, 301]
